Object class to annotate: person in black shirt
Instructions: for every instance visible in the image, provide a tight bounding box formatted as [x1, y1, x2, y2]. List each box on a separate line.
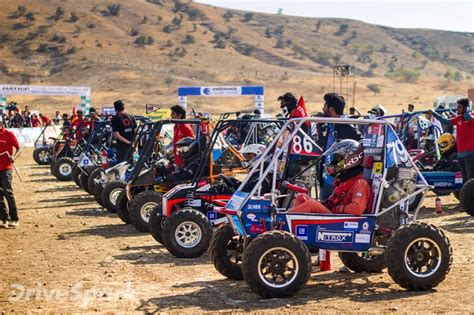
[111, 100, 137, 162]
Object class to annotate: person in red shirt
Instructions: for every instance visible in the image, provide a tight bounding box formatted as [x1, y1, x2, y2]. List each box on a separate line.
[39, 113, 51, 126]
[0, 116, 20, 228]
[71, 110, 91, 140]
[31, 114, 41, 127]
[429, 98, 474, 184]
[170, 105, 194, 169]
[289, 139, 371, 215]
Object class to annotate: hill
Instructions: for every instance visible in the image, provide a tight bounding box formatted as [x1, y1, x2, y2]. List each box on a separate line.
[0, 0, 472, 115]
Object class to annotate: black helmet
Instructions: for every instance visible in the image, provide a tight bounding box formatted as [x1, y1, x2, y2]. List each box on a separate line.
[176, 136, 198, 160]
[323, 139, 364, 178]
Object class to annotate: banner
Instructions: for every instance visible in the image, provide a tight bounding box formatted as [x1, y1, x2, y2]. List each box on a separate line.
[0, 85, 91, 97]
[7, 126, 62, 147]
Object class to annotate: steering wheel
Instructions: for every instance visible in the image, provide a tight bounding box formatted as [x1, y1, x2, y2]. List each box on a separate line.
[219, 174, 239, 189]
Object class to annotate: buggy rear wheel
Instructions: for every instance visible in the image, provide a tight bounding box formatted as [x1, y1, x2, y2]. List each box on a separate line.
[116, 190, 131, 224]
[149, 206, 165, 244]
[338, 252, 386, 273]
[102, 181, 126, 213]
[210, 224, 244, 280]
[242, 231, 311, 298]
[33, 147, 52, 165]
[162, 208, 213, 258]
[386, 222, 452, 290]
[129, 190, 162, 232]
[53, 157, 74, 181]
[460, 179, 474, 216]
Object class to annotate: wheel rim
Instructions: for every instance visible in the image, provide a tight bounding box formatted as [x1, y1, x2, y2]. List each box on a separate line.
[39, 150, 50, 162]
[175, 221, 202, 248]
[109, 188, 123, 206]
[257, 247, 299, 288]
[404, 237, 442, 278]
[59, 163, 72, 176]
[140, 202, 157, 223]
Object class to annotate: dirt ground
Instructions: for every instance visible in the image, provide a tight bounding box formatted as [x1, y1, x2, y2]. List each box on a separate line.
[0, 148, 473, 313]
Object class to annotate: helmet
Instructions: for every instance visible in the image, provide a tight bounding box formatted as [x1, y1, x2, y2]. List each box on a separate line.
[323, 139, 364, 177]
[240, 144, 266, 168]
[368, 104, 387, 117]
[436, 133, 455, 154]
[176, 136, 198, 160]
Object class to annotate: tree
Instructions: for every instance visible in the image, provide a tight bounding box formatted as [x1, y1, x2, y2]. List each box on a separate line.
[334, 23, 348, 36]
[277, 8, 283, 15]
[182, 34, 195, 45]
[264, 28, 272, 38]
[454, 71, 463, 81]
[443, 69, 454, 81]
[367, 84, 381, 95]
[314, 20, 322, 32]
[164, 76, 174, 88]
[223, 11, 233, 22]
[129, 28, 139, 36]
[67, 12, 79, 23]
[242, 12, 253, 22]
[50, 6, 64, 21]
[25, 12, 35, 22]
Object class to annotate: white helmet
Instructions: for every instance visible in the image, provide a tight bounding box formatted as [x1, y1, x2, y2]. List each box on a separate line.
[240, 144, 266, 168]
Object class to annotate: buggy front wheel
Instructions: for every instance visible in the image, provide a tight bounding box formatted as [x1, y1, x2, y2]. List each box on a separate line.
[460, 179, 474, 216]
[162, 208, 213, 258]
[33, 147, 52, 165]
[129, 190, 162, 232]
[386, 222, 452, 290]
[53, 157, 75, 181]
[242, 230, 311, 298]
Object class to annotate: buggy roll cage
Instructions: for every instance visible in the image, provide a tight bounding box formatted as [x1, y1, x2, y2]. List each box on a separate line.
[192, 118, 285, 185]
[229, 117, 431, 226]
[127, 118, 205, 185]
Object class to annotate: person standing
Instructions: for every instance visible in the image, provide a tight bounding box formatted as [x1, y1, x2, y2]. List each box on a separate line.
[111, 100, 137, 162]
[0, 116, 20, 228]
[53, 111, 61, 125]
[170, 105, 194, 169]
[429, 98, 474, 184]
[317, 93, 361, 200]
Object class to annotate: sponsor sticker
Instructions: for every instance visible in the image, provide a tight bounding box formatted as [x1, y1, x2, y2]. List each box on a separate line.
[295, 225, 308, 240]
[343, 222, 358, 229]
[207, 211, 217, 221]
[246, 213, 258, 222]
[355, 233, 371, 243]
[373, 162, 383, 175]
[316, 230, 353, 243]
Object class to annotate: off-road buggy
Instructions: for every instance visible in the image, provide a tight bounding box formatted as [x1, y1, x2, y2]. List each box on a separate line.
[32, 122, 58, 165]
[115, 119, 209, 232]
[93, 118, 167, 211]
[149, 118, 283, 258]
[210, 117, 452, 298]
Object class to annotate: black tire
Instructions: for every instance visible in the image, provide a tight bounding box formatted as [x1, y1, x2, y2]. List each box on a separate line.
[116, 190, 131, 224]
[338, 252, 386, 273]
[149, 206, 165, 244]
[162, 208, 213, 258]
[80, 171, 91, 193]
[33, 147, 52, 165]
[71, 165, 82, 188]
[93, 182, 105, 207]
[453, 190, 460, 201]
[102, 181, 126, 213]
[52, 157, 75, 181]
[87, 167, 102, 195]
[50, 159, 57, 177]
[242, 230, 311, 298]
[386, 222, 452, 290]
[129, 190, 162, 232]
[460, 179, 474, 216]
[210, 224, 244, 280]
[408, 193, 423, 212]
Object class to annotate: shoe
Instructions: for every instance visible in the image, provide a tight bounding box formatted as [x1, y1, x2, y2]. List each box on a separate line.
[1, 220, 8, 228]
[9, 221, 18, 228]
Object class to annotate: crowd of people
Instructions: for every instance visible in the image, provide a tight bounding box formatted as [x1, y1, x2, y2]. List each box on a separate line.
[1, 102, 62, 128]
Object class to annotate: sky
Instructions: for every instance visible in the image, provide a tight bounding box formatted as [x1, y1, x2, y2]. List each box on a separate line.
[195, 0, 474, 33]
